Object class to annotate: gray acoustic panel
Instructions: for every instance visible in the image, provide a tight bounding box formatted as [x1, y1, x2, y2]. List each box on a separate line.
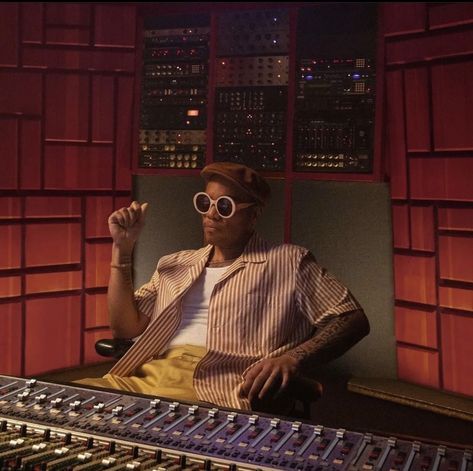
[291, 180, 396, 379]
[133, 175, 204, 287]
[255, 178, 285, 245]
[133, 175, 285, 287]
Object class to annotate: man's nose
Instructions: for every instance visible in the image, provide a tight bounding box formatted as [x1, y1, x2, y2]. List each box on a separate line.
[206, 203, 220, 219]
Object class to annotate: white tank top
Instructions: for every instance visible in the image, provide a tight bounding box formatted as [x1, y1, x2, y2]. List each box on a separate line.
[168, 266, 228, 348]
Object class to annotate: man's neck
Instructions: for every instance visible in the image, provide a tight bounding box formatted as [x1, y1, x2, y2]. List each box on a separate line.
[210, 245, 245, 263]
[210, 232, 254, 263]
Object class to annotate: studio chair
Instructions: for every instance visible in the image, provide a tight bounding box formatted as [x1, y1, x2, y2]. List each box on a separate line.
[95, 338, 134, 359]
[95, 338, 322, 419]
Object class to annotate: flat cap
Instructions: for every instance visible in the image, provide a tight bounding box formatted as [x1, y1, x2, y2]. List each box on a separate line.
[201, 162, 271, 206]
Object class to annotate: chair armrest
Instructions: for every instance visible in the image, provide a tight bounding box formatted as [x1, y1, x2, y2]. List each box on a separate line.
[95, 339, 134, 359]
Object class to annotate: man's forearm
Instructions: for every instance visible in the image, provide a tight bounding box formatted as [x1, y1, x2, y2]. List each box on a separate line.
[108, 244, 148, 339]
[286, 309, 370, 373]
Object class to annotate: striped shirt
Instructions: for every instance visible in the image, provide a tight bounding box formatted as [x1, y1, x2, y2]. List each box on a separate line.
[109, 232, 361, 410]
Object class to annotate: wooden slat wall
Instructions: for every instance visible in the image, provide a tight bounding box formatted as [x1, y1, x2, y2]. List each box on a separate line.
[383, 3, 473, 397]
[0, 2, 136, 376]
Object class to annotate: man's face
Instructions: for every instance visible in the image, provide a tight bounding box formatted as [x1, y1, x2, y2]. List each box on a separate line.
[201, 177, 258, 249]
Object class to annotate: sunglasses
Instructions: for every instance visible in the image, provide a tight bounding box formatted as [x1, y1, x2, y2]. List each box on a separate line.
[193, 192, 255, 219]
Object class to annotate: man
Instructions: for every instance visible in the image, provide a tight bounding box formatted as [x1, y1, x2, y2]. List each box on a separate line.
[78, 162, 369, 412]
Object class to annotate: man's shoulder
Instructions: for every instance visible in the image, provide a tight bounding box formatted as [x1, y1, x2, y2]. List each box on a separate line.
[264, 239, 310, 260]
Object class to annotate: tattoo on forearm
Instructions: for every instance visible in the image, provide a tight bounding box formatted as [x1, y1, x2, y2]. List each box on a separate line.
[287, 310, 368, 368]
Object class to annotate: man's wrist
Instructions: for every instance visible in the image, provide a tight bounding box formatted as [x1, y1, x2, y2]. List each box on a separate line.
[112, 243, 133, 264]
[285, 348, 311, 370]
[284, 350, 305, 367]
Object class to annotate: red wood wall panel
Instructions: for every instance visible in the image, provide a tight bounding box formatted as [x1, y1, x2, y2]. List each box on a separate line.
[386, 29, 473, 65]
[429, 3, 473, 30]
[0, 3, 19, 67]
[441, 312, 473, 396]
[45, 3, 91, 26]
[410, 205, 435, 252]
[44, 145, 114, 190]
[438, 207, 473, 231]
[0, 72, 42, 115]
[0, 197, 21, 218]
[85, 242, 112, 288]
[94, 5, 136, 47]
[86, 197, 113, 238]
[0, 303, 22, 376]
[404, 67, 430, 152]
[409, 157, 473, 202]
[85, 293, 109, 329]
[439, 236, 473, 283]
[22, 47, 136, 73]
[382, 3, 426, 36]
[20, 119, 42, 189]
[92, 76, 114, 143]
[439, 286, 473, 313]
[25, 223, 81, 267]
[385, 71, 407, 199]
[83, 328, 113, 364]
[45, 74, 89, 142]
[384, 3, 473, 397]
[0, 118, 18, 189]
[0, 2, 135, 377]
[115, 77, 134, 190]
[45, 27, 90, 46]
[0, 226, 21, 269]
[396, 345, 440, 389]
[392, 204, 410, 249]
[0, 276, 21, 298]
[394, 254, 437, 305]
[21, 3, 43, 43]
[432, 62, 473, 151]
[394, 306, 438, 349]
[25, 296, 81, 375]
[25, 271, 82, 295]
[25, 196, 81, 218]
[114, 197, 132, 211]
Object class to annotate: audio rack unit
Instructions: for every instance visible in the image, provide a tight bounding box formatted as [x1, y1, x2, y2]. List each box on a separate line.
[139, 24, 210, 169]
[137, 4, 378, 176]
[294, 58, 375, 173]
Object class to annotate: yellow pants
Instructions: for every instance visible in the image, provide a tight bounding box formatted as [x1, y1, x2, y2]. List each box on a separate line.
[75, 345, 206, 402]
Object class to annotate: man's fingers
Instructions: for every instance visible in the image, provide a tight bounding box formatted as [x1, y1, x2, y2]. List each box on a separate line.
[140, 202, 149, 219]
[110, 210, 127, 228]
[247, 369, 271, 402]
[273, 372, 291, 399]
[258, 370, 280, 399]
[240, 364, 263, 396]
[281, 372, 291, 391]
[130, 201, 149, 226]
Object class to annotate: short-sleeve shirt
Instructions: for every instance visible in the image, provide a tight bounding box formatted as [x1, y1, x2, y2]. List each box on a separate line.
[109, 232, 361, 410]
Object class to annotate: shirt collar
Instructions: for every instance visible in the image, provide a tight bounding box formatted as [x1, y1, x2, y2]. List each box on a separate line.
[239, 231, 267, 263]
[186, 232, 267, 266]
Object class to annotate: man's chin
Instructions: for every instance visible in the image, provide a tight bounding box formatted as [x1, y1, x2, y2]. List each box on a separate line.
[203, 233, 217, 245]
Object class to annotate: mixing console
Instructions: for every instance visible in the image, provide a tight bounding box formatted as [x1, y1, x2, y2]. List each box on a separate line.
[1, 375, 471, 471]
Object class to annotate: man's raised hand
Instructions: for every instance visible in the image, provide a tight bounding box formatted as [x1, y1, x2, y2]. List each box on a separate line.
[108, 201, 149, 251]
